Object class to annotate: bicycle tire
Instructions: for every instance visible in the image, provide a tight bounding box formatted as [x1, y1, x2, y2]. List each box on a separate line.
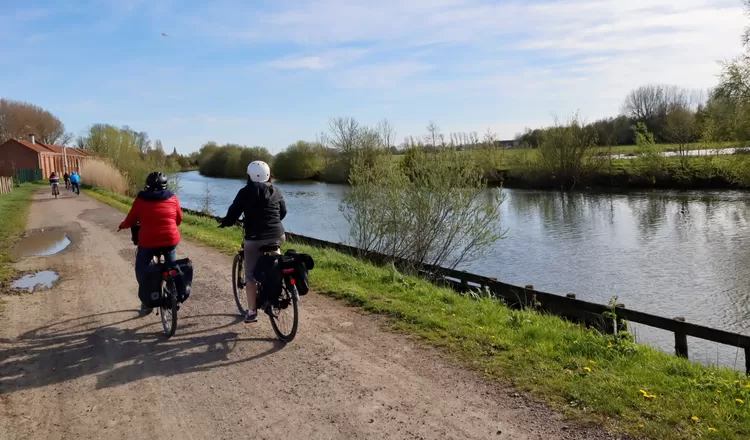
[269, 285, 299, 342]
[232, 253, 248, 315]
[160, 280, 178, 337]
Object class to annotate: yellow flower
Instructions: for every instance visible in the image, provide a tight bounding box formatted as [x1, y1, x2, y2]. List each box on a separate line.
[588, 359, 595, 364]
[734, 380, 740, 384]
[491, 335, 495, 339]
[607, 343, 613, 349]
[713, 401, 718, 406]
[716, 389, 722, 393]
[637, 424, 644, 429]
[566, 369, 574, 374]
[451, 313, 456, 317]
[735, 398, 745, 404]
[691, 416, 700, 422]
[708, 427, 717, 432]
[478, 326, 484, 330]
[583, 366, 592, 372]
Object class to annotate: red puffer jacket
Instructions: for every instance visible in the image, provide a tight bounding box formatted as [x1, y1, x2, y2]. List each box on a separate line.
[119, 190, 183, 248]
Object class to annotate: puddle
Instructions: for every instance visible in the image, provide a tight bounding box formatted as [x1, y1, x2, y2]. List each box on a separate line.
[12, 271, 59, 292]
[16, 230, 71, 256]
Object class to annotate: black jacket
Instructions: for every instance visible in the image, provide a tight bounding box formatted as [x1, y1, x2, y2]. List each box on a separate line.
[221, 181, 286, 241]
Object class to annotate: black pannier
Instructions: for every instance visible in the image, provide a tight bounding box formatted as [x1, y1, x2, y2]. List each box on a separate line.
[253, 254, 283, 306]
[139, 264, 163, 308]
[173, 258, 193, 303]
[283, 249, 314, 296]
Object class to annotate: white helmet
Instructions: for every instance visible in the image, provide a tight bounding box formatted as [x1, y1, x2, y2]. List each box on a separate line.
[247, 160, 271, 183]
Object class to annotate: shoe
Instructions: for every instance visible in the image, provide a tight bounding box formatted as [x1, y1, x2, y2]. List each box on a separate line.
[140, 303, 153, 316]
[244, 310, 258, 323]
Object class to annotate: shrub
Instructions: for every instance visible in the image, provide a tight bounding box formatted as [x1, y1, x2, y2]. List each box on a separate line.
[274, 141, 326, 181]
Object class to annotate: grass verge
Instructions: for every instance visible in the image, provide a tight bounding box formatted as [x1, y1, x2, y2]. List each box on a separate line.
[87, 185, 750, 440]
[0, 183, 43, 287]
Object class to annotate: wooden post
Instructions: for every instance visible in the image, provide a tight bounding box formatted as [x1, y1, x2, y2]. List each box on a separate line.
[745, 347, 749, 376]
[674, 317, 688, 359]
[615, 303, 627, 334]
[460, 278, 469, 293]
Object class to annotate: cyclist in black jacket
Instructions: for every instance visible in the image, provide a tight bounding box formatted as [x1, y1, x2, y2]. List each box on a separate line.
[219, 160, 287, 322]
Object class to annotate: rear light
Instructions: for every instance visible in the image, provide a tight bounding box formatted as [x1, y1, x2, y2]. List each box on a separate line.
[290, 278, 296, 285]
[162, 272, 168, 277]
[282, 269, 295, 274]
[170, 270, 178, 276]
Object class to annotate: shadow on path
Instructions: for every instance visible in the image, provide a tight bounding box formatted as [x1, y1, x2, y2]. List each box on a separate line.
[0, 310, 284, 393]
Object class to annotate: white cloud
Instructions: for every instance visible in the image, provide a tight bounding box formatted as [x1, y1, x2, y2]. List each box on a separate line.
[267, 48, 369, 70]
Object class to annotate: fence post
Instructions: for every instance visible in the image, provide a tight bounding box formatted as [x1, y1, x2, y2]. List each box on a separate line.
[745, 347, 749, 376]
[674, 317, 688, 359]
[615, 303, 627, 334]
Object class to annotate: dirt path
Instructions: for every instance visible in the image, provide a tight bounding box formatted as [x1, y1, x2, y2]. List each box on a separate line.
[0, 189, 621, 440]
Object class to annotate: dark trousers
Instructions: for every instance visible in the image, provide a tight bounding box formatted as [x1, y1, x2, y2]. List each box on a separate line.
[71, 182, 80, 194]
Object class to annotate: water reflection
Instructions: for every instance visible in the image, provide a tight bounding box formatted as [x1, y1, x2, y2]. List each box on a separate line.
[177, 171, 750, 367]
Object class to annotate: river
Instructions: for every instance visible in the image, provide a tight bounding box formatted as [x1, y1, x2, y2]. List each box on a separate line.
[177, 171, 749, 368]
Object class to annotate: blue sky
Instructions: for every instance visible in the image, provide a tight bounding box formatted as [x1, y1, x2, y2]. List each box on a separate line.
[1, 0, 746, 153]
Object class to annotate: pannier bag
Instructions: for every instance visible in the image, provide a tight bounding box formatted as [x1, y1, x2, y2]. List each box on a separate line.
[173, 258, 193, 303]
[253, 254, 283, 306]
[138, 257, 194, 307]
[139, 264, 164, 308]
[283, 249, 314, 296]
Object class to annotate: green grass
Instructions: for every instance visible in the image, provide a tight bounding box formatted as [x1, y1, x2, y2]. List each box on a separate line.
[87, 185, 750, 440]
[0, 183, 44, 287]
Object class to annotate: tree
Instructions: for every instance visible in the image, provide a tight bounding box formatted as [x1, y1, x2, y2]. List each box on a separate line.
[424, 121, 441, 147]
[535, 114, 604, 188]
[664, 108, 697, 159]
[377, 118, 396, 149]
[325, 117, 360, 154]
[0, 98, 69, 145]
[274, 141, 326, 180]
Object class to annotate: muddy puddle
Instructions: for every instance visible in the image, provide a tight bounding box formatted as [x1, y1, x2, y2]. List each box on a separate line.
[12, 271, 59, 292]
[15, 230, 71, 256]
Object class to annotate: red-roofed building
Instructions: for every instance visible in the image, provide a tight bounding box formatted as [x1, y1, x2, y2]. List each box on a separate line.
[0, 135, 90, 177]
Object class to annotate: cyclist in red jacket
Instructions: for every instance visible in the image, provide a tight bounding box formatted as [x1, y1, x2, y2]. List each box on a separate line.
[119, 172, 183, 315]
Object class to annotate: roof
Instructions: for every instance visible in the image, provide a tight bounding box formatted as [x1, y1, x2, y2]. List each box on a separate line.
[0, 139, 89, 156]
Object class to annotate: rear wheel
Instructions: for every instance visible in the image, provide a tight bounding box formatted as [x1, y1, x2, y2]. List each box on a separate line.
[268, 285, 299, 342]
[232, 253, 248, 315]
[160, 281, 178, 337]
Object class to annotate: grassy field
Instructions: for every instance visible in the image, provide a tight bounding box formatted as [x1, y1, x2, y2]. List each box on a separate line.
[0, 183, 43, 288]
[86, 185, 750, 440]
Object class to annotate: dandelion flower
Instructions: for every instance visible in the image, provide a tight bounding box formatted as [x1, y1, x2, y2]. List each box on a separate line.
[638, 424, 644, 429]
[691, 416, 700, 422]
[708, 427, 717, 432]
[716, 389, 722, 393]
[607, 343, 613, 349]
[451, 313, 456, 317]
[735, 398, 744, 404]
[583, 366, 592, 372]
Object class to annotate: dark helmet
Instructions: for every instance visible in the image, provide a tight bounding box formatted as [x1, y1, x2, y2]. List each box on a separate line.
[145, 172, 168, 191]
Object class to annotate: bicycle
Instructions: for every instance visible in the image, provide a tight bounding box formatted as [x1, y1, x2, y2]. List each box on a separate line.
[70, 182, 80, 196]
[232, 241, 299, 342]
[51, 183, 59, 198]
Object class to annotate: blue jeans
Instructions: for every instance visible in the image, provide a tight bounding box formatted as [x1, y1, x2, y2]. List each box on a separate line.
[135, 246, 177, 292]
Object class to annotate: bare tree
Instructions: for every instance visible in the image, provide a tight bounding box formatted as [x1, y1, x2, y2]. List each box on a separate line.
[622, 85, 665, 120]
[0, 98, 69, 144]
[325, 117, 360, 154]
[377, 118, 396, 149]
[424, 121, 441, 147]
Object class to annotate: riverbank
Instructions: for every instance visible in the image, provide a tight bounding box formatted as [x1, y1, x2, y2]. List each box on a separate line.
[86, 184, 750, 440]
[0, 183, 43, 288]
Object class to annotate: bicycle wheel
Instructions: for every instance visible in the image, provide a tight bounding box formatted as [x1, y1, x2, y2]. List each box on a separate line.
[232, 252, 249, 315]
[160, 280, 178, 337]
[268, 285, 299, 342]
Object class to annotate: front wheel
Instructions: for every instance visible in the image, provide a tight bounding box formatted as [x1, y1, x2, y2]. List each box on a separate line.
[268, 285, 299, 342]
[232, 253, 248, 315]
[160, 281, 178, 337]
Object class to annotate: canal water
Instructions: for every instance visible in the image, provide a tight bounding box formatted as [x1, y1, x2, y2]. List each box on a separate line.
[177, 171, 750, 368]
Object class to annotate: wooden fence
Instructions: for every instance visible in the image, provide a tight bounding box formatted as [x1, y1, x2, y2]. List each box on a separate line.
[0, 176, 13, 195]
[183, 207, 750, 374]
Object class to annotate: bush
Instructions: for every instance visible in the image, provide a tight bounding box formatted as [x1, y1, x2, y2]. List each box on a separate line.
[273, 141, 326, 181]
[341, 148, 504, 269]
[198, 143, 272, 178]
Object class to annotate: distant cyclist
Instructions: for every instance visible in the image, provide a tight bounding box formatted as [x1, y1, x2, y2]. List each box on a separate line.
[69, 171, 80, 195]
[118, 172, 183, 315]
[219, 160, 287, 323]
[63, 172, 70, 189]
[49, 172, 60, 196]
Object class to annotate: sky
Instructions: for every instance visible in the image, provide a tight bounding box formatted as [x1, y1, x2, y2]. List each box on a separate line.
[1, 0, 747, 154]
